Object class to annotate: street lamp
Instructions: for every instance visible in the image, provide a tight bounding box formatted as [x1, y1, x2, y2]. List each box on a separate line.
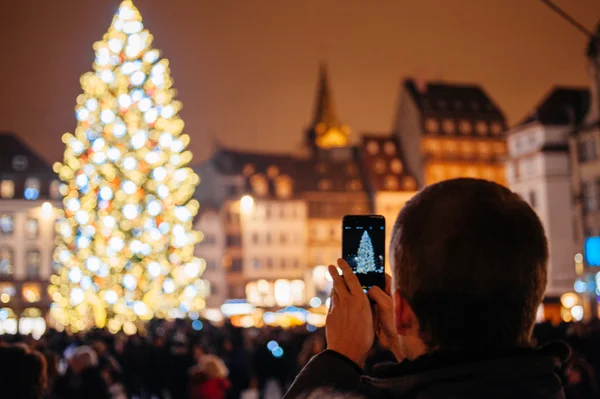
[240, 195, 254, 214]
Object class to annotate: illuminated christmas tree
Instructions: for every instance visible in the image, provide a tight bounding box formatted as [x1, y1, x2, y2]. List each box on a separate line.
[355, 231, 376, 274]
[49, 0, 206, 334]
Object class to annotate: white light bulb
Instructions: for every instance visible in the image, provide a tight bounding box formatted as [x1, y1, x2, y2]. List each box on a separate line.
[161, 105, 174, 119]
[76, 236, 91, 248]
[147, 262, 161, 278]
[103, 216, 116, 228]
[171, 139, 184, 152]
[92, 152, 107, 164]
[123, 204, 139, 220]
[105, 290, 118, 304]
[113, 122, 127, 137]
[96, 48, 110, 66]
[144, 109, 158, 123]
[108, 38, 124, 54]
[107, 147, 121, 161]
[122, 180, 137, 195]
[66, 198, 81, 212]
[158, 132, 173, 148]
[163, 279, 175, 294]
[99, 186, 113, 200]
[100, 109, 116, 124]
[131, 131, 148, 149]
[123, 21, 143, 34]
[138, 98, 152, 112]
[108, 236, 124, 252]
[145, 151, 160, 164]
[143, 50, 159, 64]
[152, 167, 166, 181]
[100, 70, 115, 83]
[121, 62, 136, 75]
[157, 185, 169, 199]
[147, 200, 162, 216]
[86, 256, 101, 272]
[75, 210, 89, 225]
[76, 108, 89, 121]
[70, 139, 84, 154]
[70, 288, 85, 306]
[123, 275, 137, 290]
[133, 301, 147, 316]
[184, 262, 200, 278]
[68, 267, 83, 283]
[123, 156, 137, 170]
[118, 94, 132, 109]
[130, 71, 146, 86]
[175, 206, 191, 222]
[86, 98, 98, 111]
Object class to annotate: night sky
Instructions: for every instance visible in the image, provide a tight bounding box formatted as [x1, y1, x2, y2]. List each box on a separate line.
[1, 0, 599, 164]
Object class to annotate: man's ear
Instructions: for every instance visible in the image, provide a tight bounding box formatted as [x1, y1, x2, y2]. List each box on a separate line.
[393, 290, 413, 336]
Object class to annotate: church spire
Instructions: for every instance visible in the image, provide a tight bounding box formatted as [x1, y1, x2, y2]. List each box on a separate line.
[307, 63, 350, 149]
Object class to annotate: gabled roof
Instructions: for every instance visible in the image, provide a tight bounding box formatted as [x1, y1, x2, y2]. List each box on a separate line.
[0, 132, 53, 174]
[358, 135, 418, 192]
[404, 78, 505, 119]
[519, 87, 589, 126]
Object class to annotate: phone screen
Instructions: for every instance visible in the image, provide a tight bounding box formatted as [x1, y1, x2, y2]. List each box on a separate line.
[342, 215, 385, 291]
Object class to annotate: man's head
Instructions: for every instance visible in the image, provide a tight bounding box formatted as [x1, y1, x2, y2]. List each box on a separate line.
[390, 178, 548, 355]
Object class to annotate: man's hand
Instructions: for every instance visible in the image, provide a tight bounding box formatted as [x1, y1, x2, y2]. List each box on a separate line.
[326, 258, 374, 369]
[368, 275, 405, 362]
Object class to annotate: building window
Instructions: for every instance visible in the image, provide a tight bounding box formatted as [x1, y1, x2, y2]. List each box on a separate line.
[475, 122, 488, 136]
[265, 232, 271, 245]
[583, 180, 598, 212]
[280, 233, 287, 245]
[384, 176, 399, 190]
[0, 248, 13, 276]
[231, 258, 242, 272]
[318, 179, 332, 191]
[390, 159, 403, 174]
[266, 258, 273, 268]
[346, 179, 362, 191]
[529, 190, 537, 208]
[26, 218, 39, 239]
[347, 163, 358, 176]
[251, 232, 259, 245]
[201, 234, 216, 245]
[442, 119, 456, 134]
[24, 178, 40, 200]
[275, 175, 293, 199]
[367, 141, 379, 155]
[459, 120, 472, 135]
[0, 214, 13, 235]
[50, 180, 62, 200]
[293, 259, 300, 269]
[384, 141, 396, 155]
[22, 284, 41, 303]
[425, 119, 439, 134]
[403, 176, 417, 191]
[578, 139, 597, 163]
[491, 122, 503, 135]
[1, 181, 15, 199]
[267, 165, 279, 178]
[374, 159, 386, 174]
[26, 250, 40, 279]
[226, 234, 241, 247]
[12, 156, 28, 171]
[242, 163, 255, 176]
[0, 283, 15, 304]
[250, 174, 268, 197]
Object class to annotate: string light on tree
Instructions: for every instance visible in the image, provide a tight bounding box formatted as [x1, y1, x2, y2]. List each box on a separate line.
[49, 0, 205, 334]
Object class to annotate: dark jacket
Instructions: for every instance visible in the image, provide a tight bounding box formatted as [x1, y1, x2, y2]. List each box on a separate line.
[284, 343, 569, 399]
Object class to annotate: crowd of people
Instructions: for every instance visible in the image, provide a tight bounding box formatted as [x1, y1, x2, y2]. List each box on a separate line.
[0, 317, 599, 399]
[5, 179, 600, 399]
[0, 319, 328, 399]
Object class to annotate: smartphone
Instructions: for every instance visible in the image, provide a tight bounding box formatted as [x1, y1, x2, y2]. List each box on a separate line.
[342, 215, 385, 291]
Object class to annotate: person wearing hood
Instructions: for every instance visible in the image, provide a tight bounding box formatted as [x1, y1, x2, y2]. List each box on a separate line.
[285, 178, 568, 399]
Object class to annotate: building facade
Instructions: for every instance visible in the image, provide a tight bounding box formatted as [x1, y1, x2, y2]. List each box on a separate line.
[569, 25, 600, 318]
[395, 79, 508, 187]
[506, 88, 588, 299]
[0, 134, 62, 337]
[193, 66, 418, 308]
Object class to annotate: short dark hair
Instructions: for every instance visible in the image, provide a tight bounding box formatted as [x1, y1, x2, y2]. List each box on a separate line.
[0, 344, 47, 399]
[391, 178, 548, 350]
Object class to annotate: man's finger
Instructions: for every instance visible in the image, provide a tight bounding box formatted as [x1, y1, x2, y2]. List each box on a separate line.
[328, 265, 348, 296]
[337, 258, 363, 296]
[385, 274, 392, 296]
[368, 286, 392, 311]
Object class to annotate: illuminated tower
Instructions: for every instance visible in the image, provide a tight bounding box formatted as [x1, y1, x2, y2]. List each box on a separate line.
[306, 64, 350, 150]
[49, 0, 206, 333]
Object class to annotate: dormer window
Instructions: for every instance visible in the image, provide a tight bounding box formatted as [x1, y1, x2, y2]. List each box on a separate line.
[12, 156, 28, 171]
[250, 174, 268, 197]
[384, 141, 396, 155]
[275, 175, 293, 199]
[390, 159, 403, 174]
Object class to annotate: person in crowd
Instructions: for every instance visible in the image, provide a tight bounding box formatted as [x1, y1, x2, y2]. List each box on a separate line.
[284, 178, 568, 398]
[0, 343, 47, 399]
[57, 345, 111, 399]
[297, 334, 325, 370]
[190, 355, 231, 399]
[565, 356, 600, 399]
